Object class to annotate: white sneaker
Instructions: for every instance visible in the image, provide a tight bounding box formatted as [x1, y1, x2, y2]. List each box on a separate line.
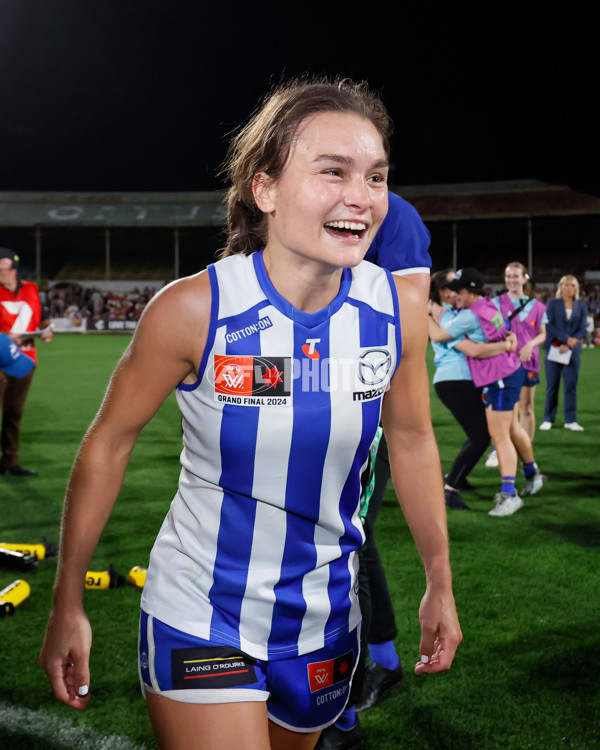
[539, 421, 552, 431]
[485, 449, 499, 467]
[488, 492, 524, 517]
[522, 472, 546, 496]
[564, 422, 584, 431]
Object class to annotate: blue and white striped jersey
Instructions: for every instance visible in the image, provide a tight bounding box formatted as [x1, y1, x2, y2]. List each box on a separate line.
[141, 251, 402, 661]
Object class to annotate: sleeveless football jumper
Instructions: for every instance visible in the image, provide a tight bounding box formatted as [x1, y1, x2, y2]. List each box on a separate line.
[141, 251, 402, 662]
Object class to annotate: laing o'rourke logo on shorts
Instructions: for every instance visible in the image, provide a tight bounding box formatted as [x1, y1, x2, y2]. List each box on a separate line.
[307, 651, 354, 693]
[212, 355, 292, 405]
[171, 645, 258, 690]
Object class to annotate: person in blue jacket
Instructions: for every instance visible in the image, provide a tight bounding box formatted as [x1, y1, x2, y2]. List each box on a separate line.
[539, 275, 588, 431]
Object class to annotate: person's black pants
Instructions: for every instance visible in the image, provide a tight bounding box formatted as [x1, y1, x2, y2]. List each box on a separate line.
[434, 379, 490, 489]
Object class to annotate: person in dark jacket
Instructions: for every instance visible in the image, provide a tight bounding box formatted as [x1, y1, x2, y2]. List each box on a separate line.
[539, 275, 588, 431]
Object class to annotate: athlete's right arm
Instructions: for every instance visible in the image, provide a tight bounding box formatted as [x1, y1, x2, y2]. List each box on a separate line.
[456, 333, 517, 359]
[39, 271, 212, 709]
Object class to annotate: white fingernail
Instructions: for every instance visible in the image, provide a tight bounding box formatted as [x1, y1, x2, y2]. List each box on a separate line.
[420, 654, 429, 663]
[78, 685, 89, 696]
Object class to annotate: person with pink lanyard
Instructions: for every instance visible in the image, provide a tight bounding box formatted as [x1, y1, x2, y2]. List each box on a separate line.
[491, 262, 547, 447]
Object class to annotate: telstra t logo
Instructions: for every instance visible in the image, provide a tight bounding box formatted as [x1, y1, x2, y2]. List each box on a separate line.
[302, 338, 321, 359]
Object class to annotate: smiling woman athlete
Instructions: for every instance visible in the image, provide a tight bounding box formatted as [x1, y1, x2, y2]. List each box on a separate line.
[40, 77, 462, 750]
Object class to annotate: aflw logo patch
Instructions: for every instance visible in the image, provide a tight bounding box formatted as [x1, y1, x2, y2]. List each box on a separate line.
[307, 651, 354, 693]
[212, 355, 292, 406]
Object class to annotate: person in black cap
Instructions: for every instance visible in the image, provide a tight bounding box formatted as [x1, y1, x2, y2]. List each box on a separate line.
[0, 248, 53, 476]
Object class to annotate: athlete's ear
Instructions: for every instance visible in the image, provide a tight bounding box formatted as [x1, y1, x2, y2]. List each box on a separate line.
[252, 172, 276, 213]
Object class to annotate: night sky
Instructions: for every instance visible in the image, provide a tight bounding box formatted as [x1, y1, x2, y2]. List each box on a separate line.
[1, 2, 597, 195]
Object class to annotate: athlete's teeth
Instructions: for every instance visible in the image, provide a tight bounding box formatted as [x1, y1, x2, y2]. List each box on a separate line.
[326, 221, 366, 231]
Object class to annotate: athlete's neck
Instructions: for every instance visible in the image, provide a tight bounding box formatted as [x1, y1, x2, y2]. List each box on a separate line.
[262, 250, 343, 314]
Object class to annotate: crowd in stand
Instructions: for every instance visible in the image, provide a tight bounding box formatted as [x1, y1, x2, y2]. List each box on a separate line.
[37, 279, 600, 338]
[40, 284, 159, 326]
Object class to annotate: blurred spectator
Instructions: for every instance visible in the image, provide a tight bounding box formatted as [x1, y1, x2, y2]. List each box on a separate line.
[540, 275, 588, 432]
[584, 312, 595, 347]
[43, 284, 158, 326]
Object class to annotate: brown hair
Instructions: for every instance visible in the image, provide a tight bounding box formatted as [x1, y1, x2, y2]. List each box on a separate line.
[219, 76, 392, 257]
[505, 261, 532, 297]
[430, 268, 454, 304]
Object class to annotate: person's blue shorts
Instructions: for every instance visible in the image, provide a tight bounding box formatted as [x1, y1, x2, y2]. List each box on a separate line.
[481, 368, 526, 411]
[523, 368, 540, 387]
[138, 610, 360, 733]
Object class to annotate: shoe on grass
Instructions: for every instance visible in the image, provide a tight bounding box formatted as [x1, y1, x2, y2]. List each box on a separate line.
[564, 422, 584, 431]
[485, 449, 499, 467]
[0, 464, 38, 477]
[315, 718, 363, 750]
[488, 492, 524, 517]
[522, 472, 547, 497]
[539, 421, 552, 431]
[355, 661, 404, 713]
[444, 488, 470, 510]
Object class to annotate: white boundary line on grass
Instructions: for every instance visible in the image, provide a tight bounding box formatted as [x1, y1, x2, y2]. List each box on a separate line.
[0, 701, 150, 749]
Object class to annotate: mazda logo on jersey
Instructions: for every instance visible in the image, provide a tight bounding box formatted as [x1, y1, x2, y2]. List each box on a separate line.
[211, 354, 292, 406]
[356, 348, 392, 386]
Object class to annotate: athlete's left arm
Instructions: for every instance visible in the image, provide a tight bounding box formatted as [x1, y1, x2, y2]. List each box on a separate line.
[382, 277, 462, 675]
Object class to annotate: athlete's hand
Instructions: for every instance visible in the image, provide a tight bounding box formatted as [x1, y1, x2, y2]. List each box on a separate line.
[414, 581, 462, 675]
[39, 607, 92, 709]
[517, 339, 533, 360]
[505, 332, 518, 353]
[427, 300, 444, 323]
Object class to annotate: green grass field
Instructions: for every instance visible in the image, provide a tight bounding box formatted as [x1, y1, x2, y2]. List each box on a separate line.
[1, 334, 598, 749]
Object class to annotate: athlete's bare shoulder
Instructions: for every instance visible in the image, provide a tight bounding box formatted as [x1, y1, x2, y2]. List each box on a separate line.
[393, 273, 426, 310]
[392, 274, 428, 358]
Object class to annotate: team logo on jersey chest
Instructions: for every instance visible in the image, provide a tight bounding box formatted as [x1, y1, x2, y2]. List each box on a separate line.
[212, 355, 292, 406]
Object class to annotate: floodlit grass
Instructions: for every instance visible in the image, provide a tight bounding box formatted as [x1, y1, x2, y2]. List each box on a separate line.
[1, 334, 598, 749]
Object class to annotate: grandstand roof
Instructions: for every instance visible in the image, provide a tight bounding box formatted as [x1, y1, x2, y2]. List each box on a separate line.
[397, 179, 600, 222]
[1, 180, 599, 228]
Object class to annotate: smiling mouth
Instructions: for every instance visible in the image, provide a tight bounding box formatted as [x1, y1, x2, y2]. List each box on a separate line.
[324, 220, 367, 240]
